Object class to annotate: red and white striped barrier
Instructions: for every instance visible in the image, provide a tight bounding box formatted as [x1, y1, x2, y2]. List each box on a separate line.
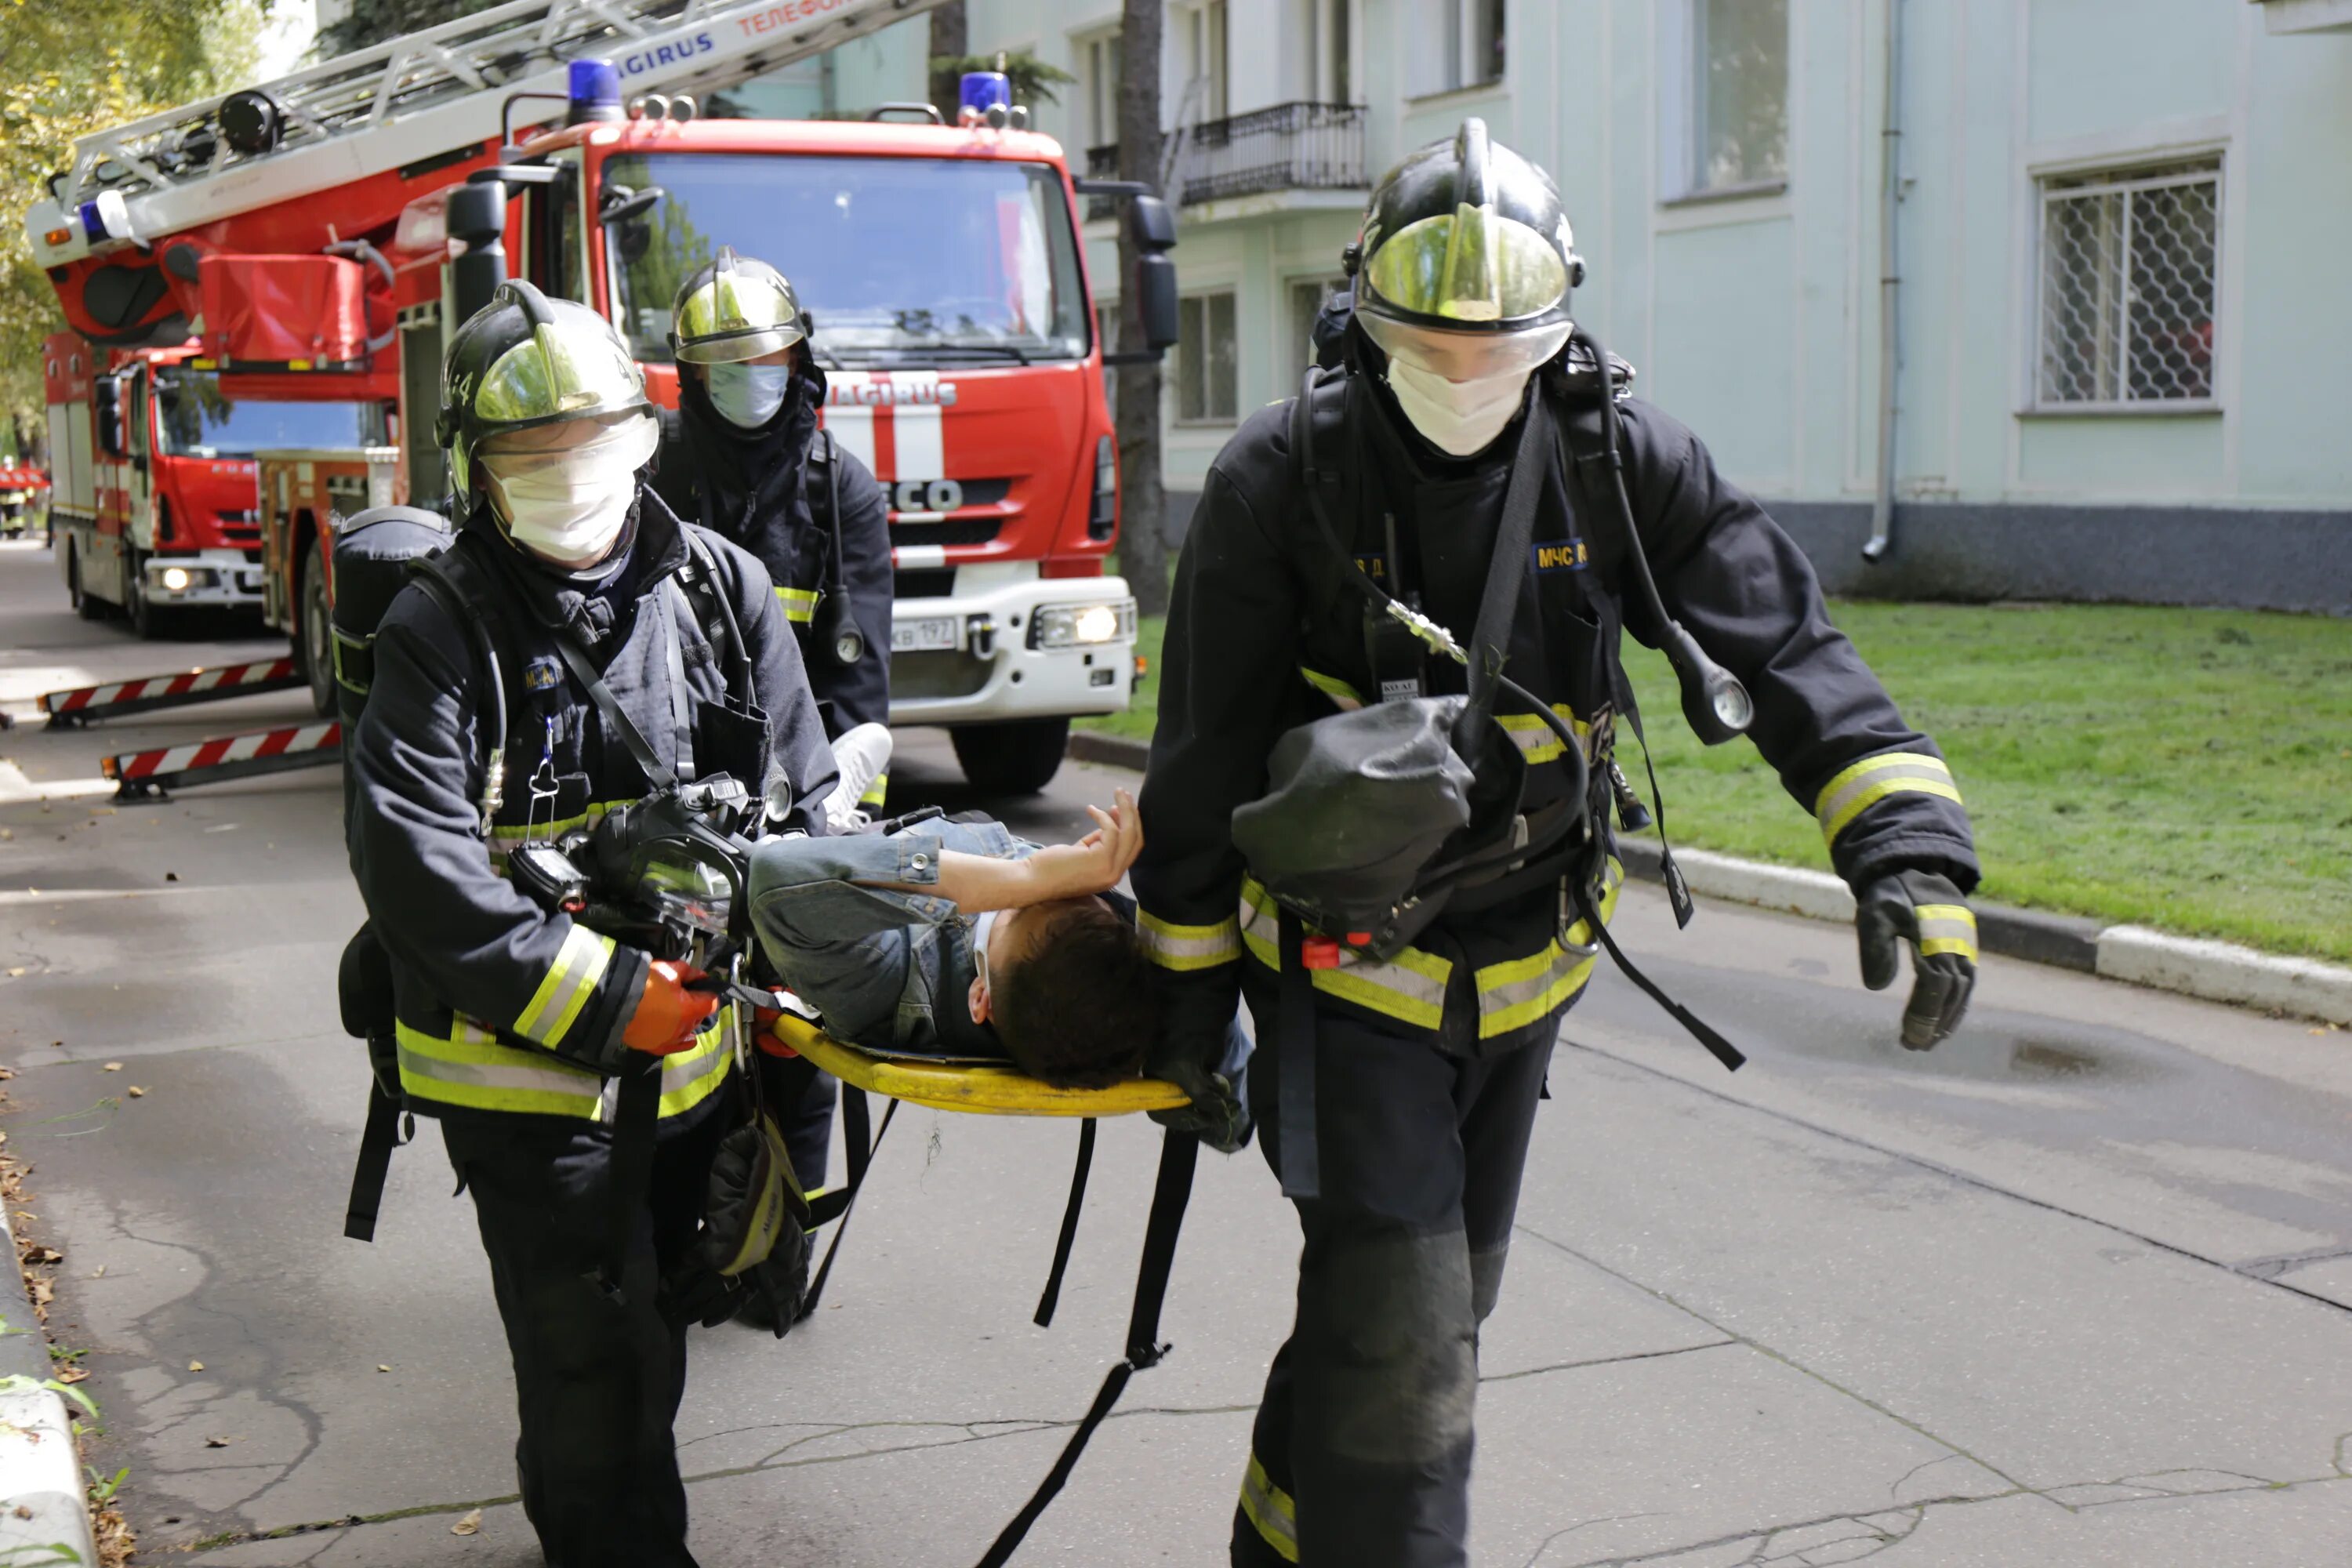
[42, 657, 303, 728]
[103, 720, 341, 800]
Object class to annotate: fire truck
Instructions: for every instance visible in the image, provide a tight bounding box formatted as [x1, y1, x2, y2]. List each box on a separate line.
[24, 0, 1176, 794]
[38, 336, 375, 633]
[0, 458, 46, 537]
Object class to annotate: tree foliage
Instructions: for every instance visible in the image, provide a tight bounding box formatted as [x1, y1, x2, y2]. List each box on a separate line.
[314, 0, 506, 60]
[0, 0, 263, 458]
[927, 52, 1077, 117]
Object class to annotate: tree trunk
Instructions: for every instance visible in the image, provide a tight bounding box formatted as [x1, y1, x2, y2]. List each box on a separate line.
[1115, 0, 1170, 617]
[927, 2, 967, 120]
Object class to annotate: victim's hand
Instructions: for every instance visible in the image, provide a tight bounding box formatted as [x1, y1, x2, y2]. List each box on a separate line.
[1021, 788, 1145, 901]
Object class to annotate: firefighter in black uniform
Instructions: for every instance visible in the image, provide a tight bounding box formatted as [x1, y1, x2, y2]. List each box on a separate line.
[648, 249, 894, 1222]
[1131, 122, 1982, 1568]
[347, 281, 835, 1568]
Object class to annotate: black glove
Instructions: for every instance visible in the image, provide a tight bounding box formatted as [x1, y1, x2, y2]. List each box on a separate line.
[1149, 1058, 1252, 1155]
[1856, 869, 1977, 1051]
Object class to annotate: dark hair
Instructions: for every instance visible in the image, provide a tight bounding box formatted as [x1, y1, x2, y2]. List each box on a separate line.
[991, 901, 1158, 1089]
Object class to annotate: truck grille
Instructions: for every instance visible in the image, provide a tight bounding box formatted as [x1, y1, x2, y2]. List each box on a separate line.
[890, 517, 1000, 546]
[894, 569, 955, 599]
[892, 648, 994, 701]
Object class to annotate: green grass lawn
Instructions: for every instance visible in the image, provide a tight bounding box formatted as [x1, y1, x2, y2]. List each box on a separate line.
[1086, 598, 2352, 963]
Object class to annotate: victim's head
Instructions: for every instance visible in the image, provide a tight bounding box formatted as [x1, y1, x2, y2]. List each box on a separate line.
[969, 896, 1157, 1088]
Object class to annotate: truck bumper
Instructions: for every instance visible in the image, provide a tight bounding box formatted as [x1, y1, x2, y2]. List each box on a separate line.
[143, 550, 265, 609]
[886, 567, 1138, 728]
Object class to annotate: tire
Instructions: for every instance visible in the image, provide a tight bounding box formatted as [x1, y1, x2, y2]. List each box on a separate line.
[125, 551, 158, 638]
[949, 717, 1071, 797]
[69, 547, 106, 621]
[302, 537, 336, 718]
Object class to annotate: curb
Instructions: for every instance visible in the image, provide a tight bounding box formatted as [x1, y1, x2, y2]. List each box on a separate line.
[1064, 729, 2350, 1025]
[0, 1200, 95, 1564]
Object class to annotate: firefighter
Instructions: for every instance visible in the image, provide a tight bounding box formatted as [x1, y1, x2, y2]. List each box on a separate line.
[650, 247, 894, 1223]
[1131, 122, 1980, 1568]
[347, 281, 835, 1568]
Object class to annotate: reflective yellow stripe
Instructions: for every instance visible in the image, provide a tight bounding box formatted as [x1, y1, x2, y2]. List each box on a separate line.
[1298, 666, 1363, 708]
[397, 1018, 604, 1117]
[1238, 879, 1451, 1029]
[1474, 858, 1623, 1036]
[487, 799, 637, 862]
[1813, 752, 1962, 847]
[858, 771, 890, 808]
[657, 1016, 735, 1117]
[1138, 909, 1242, 973]
[1913, 902, 1979, 963]
[777, 585, 818, 624]
[1238, 1454, 1299, 1563]
[1494, 703, 1591, 765]
[514, 925, 615, 1049]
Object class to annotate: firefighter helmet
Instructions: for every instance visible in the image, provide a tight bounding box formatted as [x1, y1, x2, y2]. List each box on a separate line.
[437, 279, 655, 514]
[1350, 118, 1585, 382]
[669, 247, 806, 365]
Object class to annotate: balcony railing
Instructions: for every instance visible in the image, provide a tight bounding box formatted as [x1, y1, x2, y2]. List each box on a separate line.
[1083, 102, 1367, 219]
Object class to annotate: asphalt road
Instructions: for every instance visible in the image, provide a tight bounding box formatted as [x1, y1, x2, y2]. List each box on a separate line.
[3, 533, 2350, 1566]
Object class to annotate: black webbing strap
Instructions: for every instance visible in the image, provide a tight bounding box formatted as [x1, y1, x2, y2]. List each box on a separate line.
[598, 1061, 664, 1298]
[1573, 883, 1745, 1073]
[657, 582, 697, 782]
[798, 1088, 898, 1319]
[549, 630, 677, 792]
[1033, 1117, 1098, 1328]
[977, 1129, 1200, 1568]
[342, 1081, 407, 1243]
[1276, 911, 1321, 1201]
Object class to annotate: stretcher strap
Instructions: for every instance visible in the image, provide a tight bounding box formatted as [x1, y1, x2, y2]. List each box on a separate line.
[1033, 1117, 1098, 1328]
[341, 1081, 408, 1243]
[1277, 912, 1321, 1201]
[598, 1060, 663, 1300]
[977, 1130, 1200, 1568]
[1574, 884, 1746, 1073]
[798, 1088, 898, 1319]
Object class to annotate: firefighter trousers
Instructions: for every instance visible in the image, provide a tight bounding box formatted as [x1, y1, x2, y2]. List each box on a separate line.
[1231, 990, 1559, 1568]
[441, 1103, 726, 1568]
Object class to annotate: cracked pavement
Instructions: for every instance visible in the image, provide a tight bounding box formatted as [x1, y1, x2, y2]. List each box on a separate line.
[5, 538, 2351, 1565]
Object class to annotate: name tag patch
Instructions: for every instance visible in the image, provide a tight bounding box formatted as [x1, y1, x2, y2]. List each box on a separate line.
[1532, 539, 1590, 574]
[523, 656, 563, 692]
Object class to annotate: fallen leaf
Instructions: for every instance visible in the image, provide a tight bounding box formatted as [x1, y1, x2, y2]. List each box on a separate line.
[10, 1504, 27, 1519]
[164, 871, 179, 882]
[451, 1508, 482, 1536]
[101, 1062, 122, 1073]
[53, 1367, 86, 1385]
[376, 1363, 390, 1373]
[188, 1360, 204, 1372]
[90, 1266, 104, 1279]
[204, 1436, 231, 1449]
[4, 968, 21, 978]
[126, 1087, 146, 1098]
[24, 1246, 60, 1265]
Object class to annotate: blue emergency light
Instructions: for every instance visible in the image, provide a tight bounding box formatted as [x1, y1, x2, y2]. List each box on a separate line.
[960, 71, 1012, 122]
[77, 200, 107, 242]
[566, 58, 625, 124]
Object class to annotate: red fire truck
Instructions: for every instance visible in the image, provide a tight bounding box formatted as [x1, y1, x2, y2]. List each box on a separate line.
[25, 0, 1177, 793]
[38, 336, 374, 633]
[0, 459, 46, 537]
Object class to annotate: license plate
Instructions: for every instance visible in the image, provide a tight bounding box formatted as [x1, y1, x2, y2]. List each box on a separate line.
[892, 616, 960, 654]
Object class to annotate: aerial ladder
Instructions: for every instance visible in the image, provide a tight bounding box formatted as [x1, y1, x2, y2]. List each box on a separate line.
[27, 0, 962, 795]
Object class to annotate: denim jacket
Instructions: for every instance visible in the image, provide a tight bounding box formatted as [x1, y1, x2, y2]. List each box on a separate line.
[747, 818, 1033, 1056]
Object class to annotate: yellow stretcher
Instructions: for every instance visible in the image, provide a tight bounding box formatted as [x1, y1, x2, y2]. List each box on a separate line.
[767, 1013, 1192, 1118]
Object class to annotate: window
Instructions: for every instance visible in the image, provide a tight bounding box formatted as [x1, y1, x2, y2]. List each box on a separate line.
[1182, 2, 1230, 122]
[1690, 0, 1788, 194]
[1178, 292, 1238, 423]
[1287, 274, 1349, 388]
[1300, 0, 1355, 103]
[2036, 157, 2221, 408]
[1414, 0, 1505, 96]
[1083, 31, 1122, 153]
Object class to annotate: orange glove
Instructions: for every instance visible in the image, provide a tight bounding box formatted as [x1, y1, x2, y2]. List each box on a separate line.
[751, 1003, 799, 1058]
[622, 960, 720, 1055]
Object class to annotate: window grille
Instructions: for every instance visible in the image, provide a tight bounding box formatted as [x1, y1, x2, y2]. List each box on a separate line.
[2037, 158, 2220, 407]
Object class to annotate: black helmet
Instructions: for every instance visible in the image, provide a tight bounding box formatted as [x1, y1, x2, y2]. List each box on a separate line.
[669, 246, 806, 365]
[1349, 118, 1585, 382]
[437, 279, 654, 513]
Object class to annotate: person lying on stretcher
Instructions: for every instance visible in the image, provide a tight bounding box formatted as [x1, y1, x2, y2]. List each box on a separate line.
[746, 788, 1163, 1088]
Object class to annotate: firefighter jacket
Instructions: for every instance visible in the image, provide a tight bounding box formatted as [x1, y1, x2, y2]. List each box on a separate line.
[652, 365, 893, 804]
[347, 488, 837, 1125]
[1131, 359, 1979, 1067]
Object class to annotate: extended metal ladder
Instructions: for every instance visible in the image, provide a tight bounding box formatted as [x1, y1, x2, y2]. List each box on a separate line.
[29, 0, 952, 266]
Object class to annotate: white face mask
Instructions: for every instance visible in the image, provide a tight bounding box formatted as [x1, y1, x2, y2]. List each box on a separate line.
[1385, 357, 1533, 457]
[484, 415, 660, 571]
[705, 361, 794, 429]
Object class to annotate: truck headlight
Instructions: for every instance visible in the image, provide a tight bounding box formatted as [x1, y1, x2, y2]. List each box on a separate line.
[1028, 599, 1136, 650]
[160, 566, 192, 592]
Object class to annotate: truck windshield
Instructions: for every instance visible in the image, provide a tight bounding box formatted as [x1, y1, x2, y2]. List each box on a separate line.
[154, 373, 369, 458]
[604, 153, 1091, 365]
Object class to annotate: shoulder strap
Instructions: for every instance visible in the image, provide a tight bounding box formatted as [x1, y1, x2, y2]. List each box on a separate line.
[408, 548, 509, 837]
[673, 523, 757, 705]
[550, 626, 677, 793]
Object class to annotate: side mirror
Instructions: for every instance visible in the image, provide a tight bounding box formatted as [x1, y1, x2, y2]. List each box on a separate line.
[599, 183, 665, 228]
[1127, 195, 1180, 354]
[93, 377, 125, 459]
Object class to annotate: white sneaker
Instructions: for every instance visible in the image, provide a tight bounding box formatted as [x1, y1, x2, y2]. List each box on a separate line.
[826, 723, 894, 833]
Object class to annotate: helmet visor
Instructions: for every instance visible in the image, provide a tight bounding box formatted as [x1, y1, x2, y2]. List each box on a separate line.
[1362, 204, 1570, 325]
[1359, 312, 1573, 384]
[479, 409, 660, 484]
[673, 270, 804, 365]
[475, 321, 647, 426]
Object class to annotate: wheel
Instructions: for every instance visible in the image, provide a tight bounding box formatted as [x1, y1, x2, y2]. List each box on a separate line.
[949, 716, 1071, 797]
[69, 547, 106, 621]
[125, 551, 158, 638]
[302, 537, 336, 718]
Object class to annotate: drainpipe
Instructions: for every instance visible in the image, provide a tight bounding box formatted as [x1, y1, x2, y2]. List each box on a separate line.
[1863, 0, 1904, 564]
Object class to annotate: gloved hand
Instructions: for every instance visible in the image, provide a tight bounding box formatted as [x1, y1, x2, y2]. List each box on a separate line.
[1149, 1058, 1252, 1154]
[623, 960, 720, 1055]
[1856, 869, 1978, 1050]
